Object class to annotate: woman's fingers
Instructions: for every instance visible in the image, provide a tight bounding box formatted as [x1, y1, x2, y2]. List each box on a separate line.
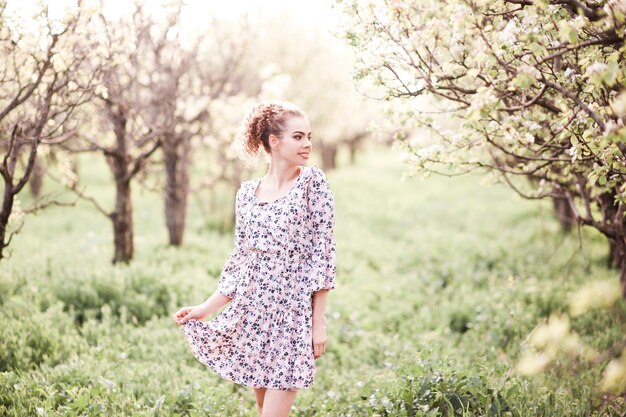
[174, 307, 189, 317]
[179, 310, 195, 324]
[177, 307, 204, 325]
[313, 341, 326, 359]
[173, 307, 192, 325]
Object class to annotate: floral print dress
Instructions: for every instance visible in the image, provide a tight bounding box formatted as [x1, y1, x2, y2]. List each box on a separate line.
[181, 165, 336, 391]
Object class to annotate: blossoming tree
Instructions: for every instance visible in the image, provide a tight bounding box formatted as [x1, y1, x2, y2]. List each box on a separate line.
[0, 1, 98, 259]
[338, 0, 626, 295]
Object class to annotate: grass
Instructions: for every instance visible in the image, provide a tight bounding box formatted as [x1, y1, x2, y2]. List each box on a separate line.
[0, 142, 624, 416]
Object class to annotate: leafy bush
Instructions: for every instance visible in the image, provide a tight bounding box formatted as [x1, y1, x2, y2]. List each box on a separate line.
[0, 298, 87, 372]
[51, 271, 180, 326]
[372, 360, 510, 417]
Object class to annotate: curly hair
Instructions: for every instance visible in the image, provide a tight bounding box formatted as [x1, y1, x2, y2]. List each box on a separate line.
[241, 100, 307, 159]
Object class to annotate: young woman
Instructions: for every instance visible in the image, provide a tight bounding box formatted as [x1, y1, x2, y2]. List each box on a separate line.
[173, 101, 336, 417]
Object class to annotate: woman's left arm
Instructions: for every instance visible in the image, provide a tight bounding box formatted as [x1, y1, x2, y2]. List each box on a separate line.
[312, 289, 329, 358]
[307, 167, 336, 359]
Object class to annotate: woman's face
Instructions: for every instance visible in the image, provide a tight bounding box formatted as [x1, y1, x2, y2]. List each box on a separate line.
[271, 116, 312, 165]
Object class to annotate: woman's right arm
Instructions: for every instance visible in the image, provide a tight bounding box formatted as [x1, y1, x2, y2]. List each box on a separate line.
[199, 292, 232, 315]
[174, 292, 232, 325]
[174, 185, 246, 325]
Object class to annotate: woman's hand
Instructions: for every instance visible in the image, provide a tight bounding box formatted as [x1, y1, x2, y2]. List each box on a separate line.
[173, 303, 210, 325]
[173, 293, 233, 326]
[312, 319, 327, 359]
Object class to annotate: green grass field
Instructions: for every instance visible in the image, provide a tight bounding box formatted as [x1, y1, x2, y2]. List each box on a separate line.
[1, 143, 625, 416]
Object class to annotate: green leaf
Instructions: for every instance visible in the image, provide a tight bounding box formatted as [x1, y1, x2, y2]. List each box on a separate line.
[603, 61, 619, 86]
[528, 42, 546, 55]
[558, 21, 579, 44]
[514, 73, 535, 90]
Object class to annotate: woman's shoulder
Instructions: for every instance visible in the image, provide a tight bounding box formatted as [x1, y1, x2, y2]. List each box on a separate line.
[303, 164, 333, 200]
[236, 179, 256, 202]
[305, 164, 327, 184]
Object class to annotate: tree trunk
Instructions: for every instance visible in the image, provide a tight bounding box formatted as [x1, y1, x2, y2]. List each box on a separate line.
[349, 141, 358, 164]
[0, 186, 15, 260]
[0, 132, 40, 260]
[620, 251, 626, 299]
[29, 156, 44, 197]
[163, 134, 191, 246]
[347, 132, 367, 165]
[599, 192, 621, 270]
[552, 196, 575, 233]
[609, 239, 623, 269]
[320, 142, 338, 171]
[111, 178, 133, 263]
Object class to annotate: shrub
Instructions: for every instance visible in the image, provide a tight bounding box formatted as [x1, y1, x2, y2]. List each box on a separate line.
[0, 298, 87, 372]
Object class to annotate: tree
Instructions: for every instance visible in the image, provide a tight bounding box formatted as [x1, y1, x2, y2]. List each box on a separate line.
[70, 3, 166, 263]
[0, 0, 96, 259]
[338, 0, 626, 294]
[155, 13, 251, 246]
[249, 8, 379, 171]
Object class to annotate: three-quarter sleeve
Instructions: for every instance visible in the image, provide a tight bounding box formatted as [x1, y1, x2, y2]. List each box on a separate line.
[216, 185, 248, 300]
[305, 167, 337, 294]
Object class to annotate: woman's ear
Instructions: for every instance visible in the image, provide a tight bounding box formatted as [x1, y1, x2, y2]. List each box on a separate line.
[268, 134, 280, 151]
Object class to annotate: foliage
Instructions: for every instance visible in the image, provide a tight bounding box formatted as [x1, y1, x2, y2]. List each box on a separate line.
[0, 147, 624, 415]
[338, 0, 626, 400]
[337, 0, 626, 288]
[0, 0, 98, 257]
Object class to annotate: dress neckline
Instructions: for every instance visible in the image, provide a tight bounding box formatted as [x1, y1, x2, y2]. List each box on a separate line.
[253, 166, 308, 205]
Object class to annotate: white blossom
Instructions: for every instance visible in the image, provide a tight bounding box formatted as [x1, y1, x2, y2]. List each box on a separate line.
[563, 68, 577, 80]
[524, 120, 542, 131]
[415, 78, 427, 91]
[568, 145, 581, 162]
[451, 131, 464, 144]
[603, 119, 620, 136]
[605, 0, 626, 16]
[519, 64, 541, 79]
[469, 86, 499, 112]
[524, 132, 535, 143]
[571, 15, 587, 30]
[586, 62, 608, 77]
[417, 143, 444, 159]
[449, 4, 471, 32]
[499, 20, 519, 44]
[503, 128, 521, 143]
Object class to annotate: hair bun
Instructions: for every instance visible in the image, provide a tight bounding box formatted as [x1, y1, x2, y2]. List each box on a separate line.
[240, 100, 306, 160]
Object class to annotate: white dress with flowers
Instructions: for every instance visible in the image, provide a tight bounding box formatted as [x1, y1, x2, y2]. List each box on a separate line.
[181, 165, 336, 390]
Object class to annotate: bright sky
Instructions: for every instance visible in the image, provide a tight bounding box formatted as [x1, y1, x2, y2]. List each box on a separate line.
[5, 0, 340, 40]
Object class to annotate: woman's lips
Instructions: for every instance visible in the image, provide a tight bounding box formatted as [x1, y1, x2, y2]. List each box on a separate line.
[299, 153, 309, 159]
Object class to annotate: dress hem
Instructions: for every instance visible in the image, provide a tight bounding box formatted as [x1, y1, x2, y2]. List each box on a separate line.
[180, 320, 312, 392]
